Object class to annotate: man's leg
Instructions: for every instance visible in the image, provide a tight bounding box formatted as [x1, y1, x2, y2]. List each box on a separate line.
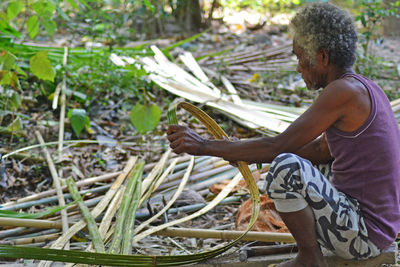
[264, 153, 380, 262]
[277, 206, 327, 267]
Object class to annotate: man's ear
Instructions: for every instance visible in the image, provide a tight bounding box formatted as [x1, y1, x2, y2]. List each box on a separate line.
[318, 49, 329, 66]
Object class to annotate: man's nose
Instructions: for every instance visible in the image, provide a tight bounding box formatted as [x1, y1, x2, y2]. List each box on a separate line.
[296, 63, 302, 73]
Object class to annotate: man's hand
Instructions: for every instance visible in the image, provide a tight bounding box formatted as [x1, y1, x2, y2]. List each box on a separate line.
[167, 125, 207, 155]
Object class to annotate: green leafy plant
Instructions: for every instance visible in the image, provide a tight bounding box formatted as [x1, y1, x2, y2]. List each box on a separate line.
[355, 0, 400, 57]
[29, 51, 55, 82]
[130, 103, 161, 134]
[68, 108, 90, 137]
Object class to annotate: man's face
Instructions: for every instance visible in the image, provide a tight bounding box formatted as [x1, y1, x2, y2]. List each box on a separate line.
[293, 42, 325, 90]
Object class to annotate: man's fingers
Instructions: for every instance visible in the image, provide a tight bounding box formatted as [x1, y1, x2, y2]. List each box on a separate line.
[167, 125, 185, 134]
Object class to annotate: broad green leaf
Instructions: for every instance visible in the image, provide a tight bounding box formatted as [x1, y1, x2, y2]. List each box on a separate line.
[33, 1, 56, 19]
[0, 70, 12, 85]
[43, 19, 57, 36]
[27, 15, 39, 39]
[7, 1, 24, 20]
[9, 72, 20, 89]
[143, 0, 155, 12]
[68, 108, 87, 136]
[30, 51, 55, 82]
[0, 12, 21, 38]
[130, 103, 161, 134]
[0, 50, 16, 70]
[8, 117, 22, 132]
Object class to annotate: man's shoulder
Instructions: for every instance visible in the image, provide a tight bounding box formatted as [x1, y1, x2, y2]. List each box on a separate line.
[324, 76, 368, 99]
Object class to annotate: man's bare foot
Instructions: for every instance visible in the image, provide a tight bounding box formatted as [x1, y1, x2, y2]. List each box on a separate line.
[275, 254, 327, 267]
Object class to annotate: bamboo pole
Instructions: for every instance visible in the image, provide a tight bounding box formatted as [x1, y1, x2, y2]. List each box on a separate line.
[66, 178, 105, 253]
[154, 227, 295, 243]
[3, 183, 111, 211]
[0, 218, 63, 229]
[35, 131, 69, 242]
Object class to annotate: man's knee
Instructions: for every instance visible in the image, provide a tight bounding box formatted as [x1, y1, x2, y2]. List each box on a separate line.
[265, 153, 302, 194]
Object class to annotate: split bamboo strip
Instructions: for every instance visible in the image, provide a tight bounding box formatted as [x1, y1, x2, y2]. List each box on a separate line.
[134, 156, 194, 237]
[37, 157, 138, 267]
[0, 233, 60, 245]
[143, 154, 192, 172]
[158, 157, 216, 186]
[140, 149, 171, 204]
[35, 131, 69, 240]
[132, 171, 242, 244]
[121, 165, 143, 254]
[85, 186, 125, 252]
[66, 178, 105, 253]
[97, 186, 124, 241]
[45, 156, 137, 249]
[156, 160, 234, 192]
[109, 160, 145, 254]
[2, 172, 120, 208]
[155, 227, 295, 243]
[150, 158, 179, 195]
[5, 229, 59, 242]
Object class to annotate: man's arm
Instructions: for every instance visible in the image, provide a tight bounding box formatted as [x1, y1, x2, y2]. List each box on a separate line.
[168, 79, 363, 164]
[295, 133, 333, 165]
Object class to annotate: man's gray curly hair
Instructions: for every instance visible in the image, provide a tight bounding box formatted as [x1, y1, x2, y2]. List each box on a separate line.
[290, 2, 357, 68]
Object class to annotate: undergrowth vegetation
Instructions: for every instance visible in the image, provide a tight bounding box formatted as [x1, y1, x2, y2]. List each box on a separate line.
[0, 0, 399, 147]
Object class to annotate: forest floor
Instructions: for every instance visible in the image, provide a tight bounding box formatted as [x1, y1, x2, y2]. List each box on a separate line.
[1, 14, 400, 266]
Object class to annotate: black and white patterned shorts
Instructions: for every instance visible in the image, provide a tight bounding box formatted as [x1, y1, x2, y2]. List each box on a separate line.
[264, 153, 381, 260]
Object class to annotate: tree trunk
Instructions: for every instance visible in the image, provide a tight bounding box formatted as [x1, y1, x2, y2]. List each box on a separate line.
[383, 0, 400, 37]
[173, 0, 204, 33]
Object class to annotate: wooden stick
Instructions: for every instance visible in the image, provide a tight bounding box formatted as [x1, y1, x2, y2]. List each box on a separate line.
[2, 172, 121, 208]
[35, 131, 69, 240]
[155, 227, 295, 243]
[0, 148, 44, 163]
[67, 178, 105, 253]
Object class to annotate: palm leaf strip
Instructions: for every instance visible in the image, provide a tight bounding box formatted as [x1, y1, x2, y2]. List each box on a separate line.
[121, 162, 144, 254]
[66, 178, 105, 253]
[108, 160, 144, 254]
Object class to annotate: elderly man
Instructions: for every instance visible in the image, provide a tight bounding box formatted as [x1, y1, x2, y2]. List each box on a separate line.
[167, 3, 400, 266]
